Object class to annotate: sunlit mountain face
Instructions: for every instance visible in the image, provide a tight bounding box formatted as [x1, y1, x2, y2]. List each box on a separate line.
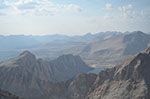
[0, 0, 150, 99]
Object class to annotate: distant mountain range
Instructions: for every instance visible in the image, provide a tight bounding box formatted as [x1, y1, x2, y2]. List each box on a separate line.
[0, 51, 92, 99]
[0, 31, 121, 62]
[0, 31, 150, 68]
[83, 31, 150, 67]
[51, 31, 150, 67]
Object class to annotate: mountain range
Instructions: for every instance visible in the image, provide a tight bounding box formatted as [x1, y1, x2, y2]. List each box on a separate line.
[0, 31, 150, 98]
[1, 31, 148, 68]
[52, 31, 150, 67]
[0, 31, 121, 62]
[0, 46, 150, 99]
[35, 46, 150, 99]
[0, 51, 92, 99]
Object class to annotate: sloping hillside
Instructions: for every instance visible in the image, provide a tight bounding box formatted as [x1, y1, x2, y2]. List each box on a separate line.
[0, 51, 92, 98]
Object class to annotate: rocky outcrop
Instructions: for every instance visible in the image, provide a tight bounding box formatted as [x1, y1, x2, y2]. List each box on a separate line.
[0, 51, 92, 99]
[85, 47, 150, 99]
[40, 47, 150, 99]
[0, 89, 22, 99]
[49, 54, 92, 81]
[39, 73, 97, 99]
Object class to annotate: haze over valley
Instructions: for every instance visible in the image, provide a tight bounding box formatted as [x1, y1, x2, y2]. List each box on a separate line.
[0, 31, 150, 68]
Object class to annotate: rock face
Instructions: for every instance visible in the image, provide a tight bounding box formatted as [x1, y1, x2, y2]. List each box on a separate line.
[49, 54, 92, 81]
[1, 47, 150, 99]
[39, 47, 150, 99]
[0, 89, 22, 99]
[0, 51, 92, 99]
[39, 73, 97, 99]
[85, 46, 150, 99]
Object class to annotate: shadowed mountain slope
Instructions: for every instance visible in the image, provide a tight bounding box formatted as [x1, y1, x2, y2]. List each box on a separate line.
[0, 51, 92, 99]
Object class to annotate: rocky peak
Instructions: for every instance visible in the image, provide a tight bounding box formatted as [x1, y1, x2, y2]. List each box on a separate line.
[58, 54, 74, 59]
[84, 33, 92, 37]
[55, 54, 84, 66]
[145, 46, 150, 54]
[124, 31, 147, 40]
[0, 51, 36, 68]
[114, 46, 150, 81]
[68, 73, 97, 99]
[123, 31, 150, 55]
[15, 50, 37, 65]
[19, 50, 35, 59]
[50, 54, 93, 81]
[85, 47, 150, 99]
[132, 31, 145, 34]
[125, 31, 146, 37]
[57, 54, 81, 60]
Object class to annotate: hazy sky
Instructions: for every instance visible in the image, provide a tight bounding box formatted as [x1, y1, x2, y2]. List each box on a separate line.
[0, 0, 150, 35]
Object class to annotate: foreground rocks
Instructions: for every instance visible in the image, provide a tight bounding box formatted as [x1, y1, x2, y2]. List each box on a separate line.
[41, 47, 150, 99]
[0, 89, 22, 99]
